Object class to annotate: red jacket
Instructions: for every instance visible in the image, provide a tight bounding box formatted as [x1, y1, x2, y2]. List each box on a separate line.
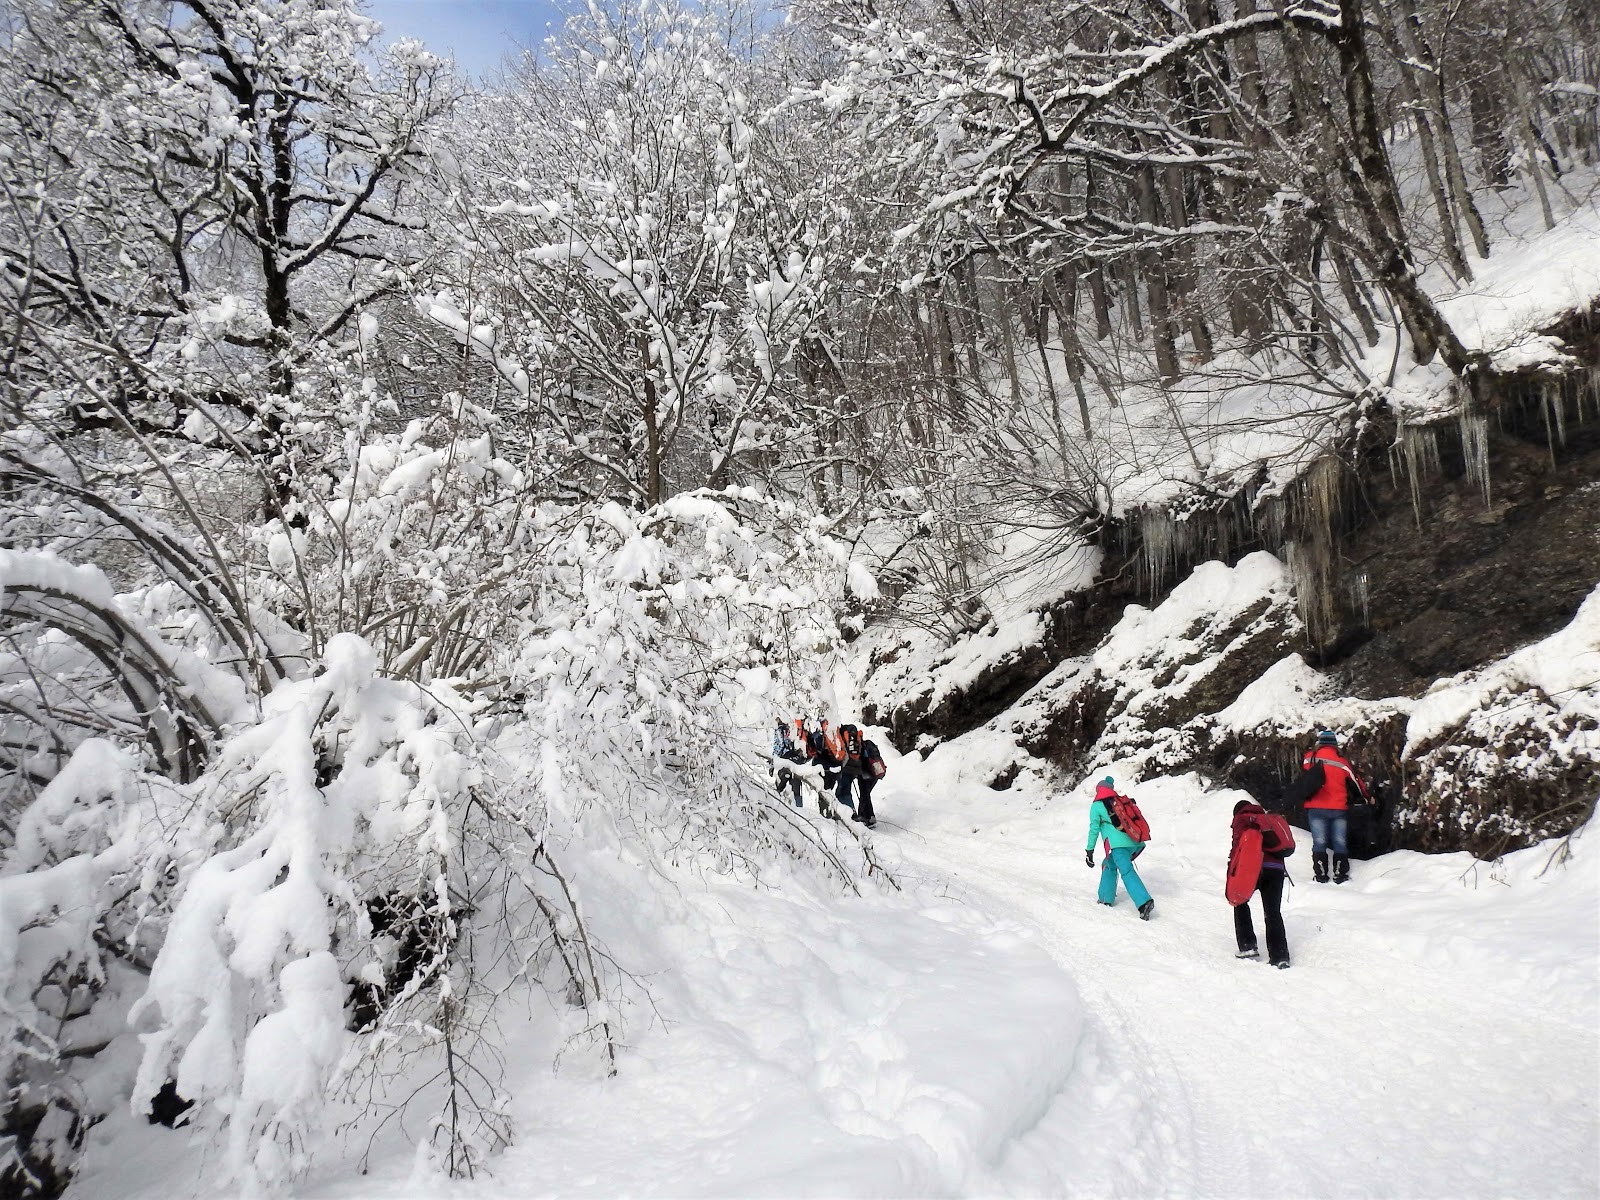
[1301, 745, 1368, 811]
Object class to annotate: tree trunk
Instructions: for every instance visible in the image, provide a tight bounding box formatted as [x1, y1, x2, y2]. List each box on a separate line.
[1133, 166, 1182, 382]
[1320, 0, 1474, 372]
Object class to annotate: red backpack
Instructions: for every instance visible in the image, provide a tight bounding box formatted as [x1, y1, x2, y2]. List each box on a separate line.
[1255, 812, 1296, 857]
[861, 739, 887, 779]
[1107, 793, 1152, 843]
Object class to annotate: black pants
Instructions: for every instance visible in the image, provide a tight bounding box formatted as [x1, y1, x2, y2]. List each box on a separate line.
[816, 759, 841, 814]
[1234, 867, 1289, 964]
[854, 773, 877, 823]
[773, 751, 805, 806]
[836, 762, 876, 822]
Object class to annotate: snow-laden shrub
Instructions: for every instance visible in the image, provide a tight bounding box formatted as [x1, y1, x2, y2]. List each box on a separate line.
[515, 490, 861, 875]
[123, 634, 480, 1186]
[2, 459, 870, 1194]
[257, 407, 533, 682]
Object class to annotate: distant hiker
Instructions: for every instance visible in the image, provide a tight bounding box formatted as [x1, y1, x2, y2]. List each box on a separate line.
[1285, 730, 1370, 884]
[770, 718, 805, 807]
[808, 717, 844, 817]
[1227, 800, 1295, 969]
[1085, 777, 1155, 920]
[835, 723, 881, 829]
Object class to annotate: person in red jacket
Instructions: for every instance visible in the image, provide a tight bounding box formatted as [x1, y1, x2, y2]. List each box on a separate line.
[1229, 800, 1292, 968]
[1287, 729, 1370, 884]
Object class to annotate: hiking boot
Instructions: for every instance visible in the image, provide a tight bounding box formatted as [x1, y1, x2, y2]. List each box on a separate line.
[1312, 851, 1330, 883]
[850, 811, 864, 822]
[1236, 947, 1259, 959]
[1333, 854, 1350, 884]
[864, 820, 877, 829]
[1272, 958, 1291, 970]
[1097, 900, 1114, 907]
[1138, 899, 1155, 921]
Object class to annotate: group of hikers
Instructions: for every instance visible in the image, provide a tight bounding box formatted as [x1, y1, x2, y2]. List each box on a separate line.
[767, 716, 1374, 970]
[770, 717, 887, 828]
[1086, 729, 1372, 970]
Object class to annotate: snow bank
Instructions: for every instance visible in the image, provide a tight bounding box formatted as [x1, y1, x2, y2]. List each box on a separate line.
[289, 847, 1085, 1199]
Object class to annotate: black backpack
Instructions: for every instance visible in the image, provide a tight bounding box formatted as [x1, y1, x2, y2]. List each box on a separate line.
[1283, 761, 1325, 807]
[840, 723, 863, 759]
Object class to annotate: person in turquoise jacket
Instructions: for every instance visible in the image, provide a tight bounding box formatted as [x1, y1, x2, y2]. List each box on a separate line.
[1085, 776, 1155, 919]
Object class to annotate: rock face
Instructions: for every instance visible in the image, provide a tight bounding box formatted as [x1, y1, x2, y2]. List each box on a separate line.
[1015, 554, 1302, 774]
[931, 557, 1598, 860]
[1330, 398, 1600, 700]
[860, 581, 1140, 750]
[865, 323, 1600, 858]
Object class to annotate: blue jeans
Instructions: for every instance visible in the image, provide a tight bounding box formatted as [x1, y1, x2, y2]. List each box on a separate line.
[1097, 846, 1151, 907]
[1306, 809, 1348, 856]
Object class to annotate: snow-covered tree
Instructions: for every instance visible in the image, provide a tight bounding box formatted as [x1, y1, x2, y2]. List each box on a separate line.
[419, 0, 831, 508]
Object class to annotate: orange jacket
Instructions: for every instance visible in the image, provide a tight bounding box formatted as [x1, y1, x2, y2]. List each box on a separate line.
[1301, 745, 1368, 810]
[824, 725, 847, 763]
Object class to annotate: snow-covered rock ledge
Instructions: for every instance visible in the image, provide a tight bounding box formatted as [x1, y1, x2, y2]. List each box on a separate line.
[923, 554, 1600, 858]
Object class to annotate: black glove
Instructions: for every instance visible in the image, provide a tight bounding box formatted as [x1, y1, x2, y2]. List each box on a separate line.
[1085, 849, 1095, 868]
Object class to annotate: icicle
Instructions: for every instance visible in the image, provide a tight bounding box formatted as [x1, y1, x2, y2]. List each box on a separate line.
[1304, 455, 1342, 539]
[1350, 571, 1371, 629]
[1398, 423, 1441, 531]
[1141, 507, 1175, 596]
[1286, 540, 1335, 645]
[1259, 494, 1285, 550]
[1458, 407, 1492, 506]
[1541, 381, 1563, 469]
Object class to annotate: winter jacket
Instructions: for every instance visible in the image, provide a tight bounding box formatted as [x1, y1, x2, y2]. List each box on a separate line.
[1230, 802, 1288, 871]
[771, 727, 800, 760]
[824, 724, 848, 764]
[1086, 786, 1145, 853]
[1298, 745, 1369, 811]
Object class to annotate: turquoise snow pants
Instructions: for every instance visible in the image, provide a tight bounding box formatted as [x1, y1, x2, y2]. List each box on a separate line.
[1098, 846, 1151, 907]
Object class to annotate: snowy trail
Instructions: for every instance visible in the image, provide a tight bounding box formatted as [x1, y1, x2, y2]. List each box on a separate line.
[882, 771, 1600, 1199]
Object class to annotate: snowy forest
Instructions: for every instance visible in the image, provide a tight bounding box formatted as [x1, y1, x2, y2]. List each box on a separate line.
[1, 0, 1597, 1194]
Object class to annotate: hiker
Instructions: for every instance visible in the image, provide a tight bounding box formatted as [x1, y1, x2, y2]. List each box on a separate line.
[1286, 729, 1370, 884]
[1228, 799, 1293, 969]
[807, 717, 844, 817]
[1085, 776, 1155, 920]
[770, 718, 805, 807]
[835, 723, 882, 829]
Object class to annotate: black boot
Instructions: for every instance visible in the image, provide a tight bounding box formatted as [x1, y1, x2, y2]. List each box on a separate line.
[1313, 851, 1330, 883]
[1333, 854, 1350, 884]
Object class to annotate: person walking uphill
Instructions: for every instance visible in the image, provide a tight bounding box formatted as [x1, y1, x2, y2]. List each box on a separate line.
[1286, 730, 1370, 884]
[770, 719, 805, 807]
[801, 717, 843, 818]
[1227, 800, 1295, 968]
[835, 723, 883, 829]
[1085, 777, 1155, 920]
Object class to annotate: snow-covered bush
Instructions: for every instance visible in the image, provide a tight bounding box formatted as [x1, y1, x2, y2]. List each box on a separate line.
[1, 460, 869, 1194]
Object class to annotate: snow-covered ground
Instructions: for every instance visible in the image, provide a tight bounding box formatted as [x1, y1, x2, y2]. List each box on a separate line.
[78, 738, 1596, 1200]
[874, 764, 1600, 1199]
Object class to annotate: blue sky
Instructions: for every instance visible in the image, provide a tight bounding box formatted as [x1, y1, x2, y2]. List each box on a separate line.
[367, 0, 569, 76]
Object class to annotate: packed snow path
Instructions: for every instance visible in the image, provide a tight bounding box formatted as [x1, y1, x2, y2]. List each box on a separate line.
[93, 765, 1597, 1200]
[885, 770, 1600, 1199]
